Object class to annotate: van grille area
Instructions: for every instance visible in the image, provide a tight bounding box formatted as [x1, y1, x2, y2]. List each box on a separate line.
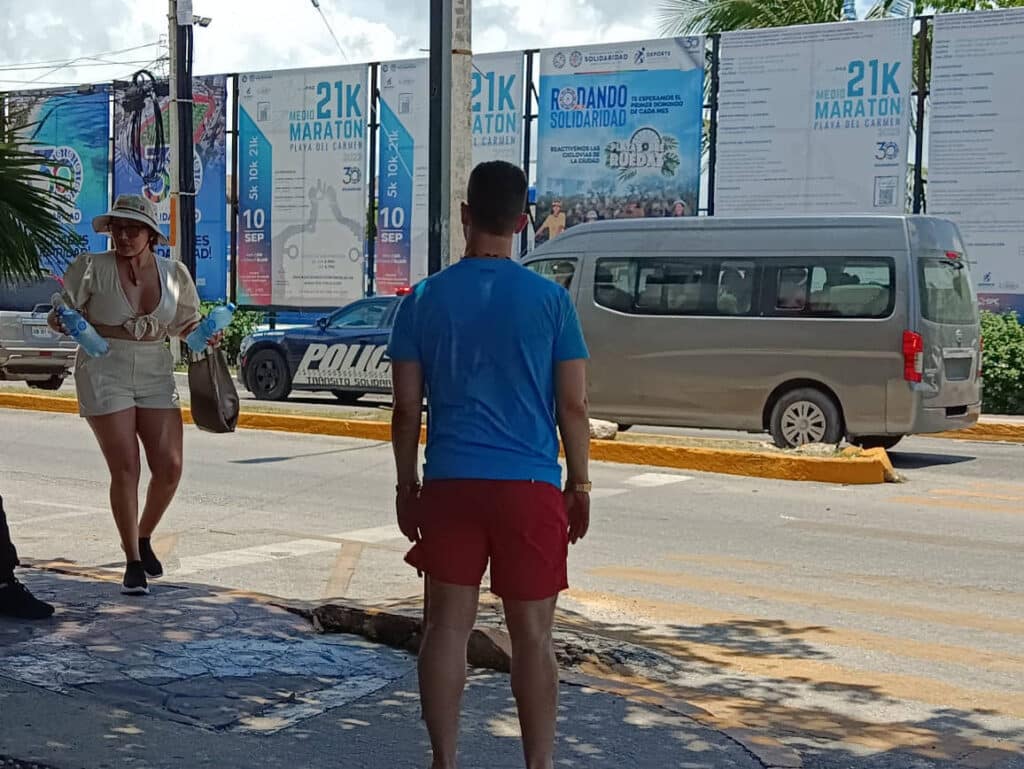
[944, 357, 972, 381]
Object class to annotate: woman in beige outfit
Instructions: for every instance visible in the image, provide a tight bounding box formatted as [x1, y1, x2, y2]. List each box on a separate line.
[48, 195, 217, 595]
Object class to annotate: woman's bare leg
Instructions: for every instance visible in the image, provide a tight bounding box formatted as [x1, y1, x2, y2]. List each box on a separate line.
[86, 409, 142, 561]
[135, 408, 184, 539]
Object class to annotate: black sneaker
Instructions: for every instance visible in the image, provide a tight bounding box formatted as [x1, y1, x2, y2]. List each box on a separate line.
[138, 538, 163, 578]
[122, 561, 149, 595]
[0, 577, 55, 619]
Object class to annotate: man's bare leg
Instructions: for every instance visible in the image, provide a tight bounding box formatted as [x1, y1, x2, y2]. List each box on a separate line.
[503, 595, 559, 769]
[419, 577, 479, 769]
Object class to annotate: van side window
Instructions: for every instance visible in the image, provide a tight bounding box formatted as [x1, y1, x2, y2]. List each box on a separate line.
[525, 259, 576, 290]
[772, 259, 895, 319]
[593, 259, 637, 313]
[636, 260, 707, 315]
[717, 262, 756, 316]
[776, 267, 810, 312]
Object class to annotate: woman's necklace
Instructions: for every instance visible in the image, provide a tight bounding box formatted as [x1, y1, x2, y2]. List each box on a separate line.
[126, 251, 151, 286]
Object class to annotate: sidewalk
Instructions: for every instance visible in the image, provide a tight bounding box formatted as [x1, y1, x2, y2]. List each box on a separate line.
[0, 569, 761, 769]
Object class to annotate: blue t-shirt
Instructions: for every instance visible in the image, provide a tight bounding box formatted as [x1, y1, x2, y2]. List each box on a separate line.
[388, 258, 589, 489]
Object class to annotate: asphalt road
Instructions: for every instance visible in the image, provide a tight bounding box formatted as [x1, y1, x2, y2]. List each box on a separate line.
[1, 408, 1022, 765]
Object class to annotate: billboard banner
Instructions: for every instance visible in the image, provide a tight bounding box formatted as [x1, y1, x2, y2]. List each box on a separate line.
[236, 65, 369, 308]
[376, 59, 430, 294]
[112, 75, 228, 300]
[715, 19, 913, 215]
[7, 86, 110, 276]
[535, 38, 705, 245]
[472, 52, 523, 166]
[929, 8, 1024, 315]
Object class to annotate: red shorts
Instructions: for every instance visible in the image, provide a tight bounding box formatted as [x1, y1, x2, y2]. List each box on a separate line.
[405, 479, 569, 601]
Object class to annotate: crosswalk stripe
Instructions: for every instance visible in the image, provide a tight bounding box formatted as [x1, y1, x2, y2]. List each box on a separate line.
[624, 473, 692, 487]
[175, 539, 338, 575]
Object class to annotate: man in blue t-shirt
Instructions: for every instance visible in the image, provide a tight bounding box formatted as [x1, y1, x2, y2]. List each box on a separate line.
[389, 160, 591, 769]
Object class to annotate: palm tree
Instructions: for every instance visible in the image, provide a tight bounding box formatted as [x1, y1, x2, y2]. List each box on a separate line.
[0, 140, 79, 282]
[658, 0, 895, 34]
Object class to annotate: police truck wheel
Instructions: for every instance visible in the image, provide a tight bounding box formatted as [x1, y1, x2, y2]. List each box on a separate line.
[248, 349, 291, 401]
[769, 387, 843, 448]
[332, 390, 365, 404]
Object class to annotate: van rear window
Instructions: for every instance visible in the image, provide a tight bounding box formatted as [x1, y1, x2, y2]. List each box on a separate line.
[918, 258, 976, 325]
[0, 277, 63, 312]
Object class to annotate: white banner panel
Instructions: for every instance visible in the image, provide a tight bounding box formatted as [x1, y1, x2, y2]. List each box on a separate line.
[237, 65, 369, 307]
[716, 19, 913, 215]
[472, 52, 523, 167]
[929, 8, 1024, 315]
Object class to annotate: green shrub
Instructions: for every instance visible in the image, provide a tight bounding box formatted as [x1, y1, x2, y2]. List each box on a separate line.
[980, 311, 1024, 415]
[200, 301, 262, 366]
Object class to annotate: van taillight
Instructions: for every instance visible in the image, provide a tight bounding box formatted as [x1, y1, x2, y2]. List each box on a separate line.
[978, 336, 984, 380]
[903, 330, 924, 383]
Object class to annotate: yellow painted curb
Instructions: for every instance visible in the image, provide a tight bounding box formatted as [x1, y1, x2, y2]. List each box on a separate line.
[930, 422, 1024, 444]
[587, 439, 887, 485]
[1, 391, 888, 484]
[0, 391, 78, 415]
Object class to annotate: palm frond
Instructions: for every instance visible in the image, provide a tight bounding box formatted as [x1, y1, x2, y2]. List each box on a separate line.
[0, 142, 81, 281]
[659, 0, 845, 36]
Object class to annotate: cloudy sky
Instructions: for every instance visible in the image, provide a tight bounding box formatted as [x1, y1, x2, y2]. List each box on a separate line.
[0, 0, 680, 88]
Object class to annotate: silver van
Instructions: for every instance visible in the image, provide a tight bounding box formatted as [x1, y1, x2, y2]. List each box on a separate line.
[524, 216, 982, 449]
[0, 275, 76, 390]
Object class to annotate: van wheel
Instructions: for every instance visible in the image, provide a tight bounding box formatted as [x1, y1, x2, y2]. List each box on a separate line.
[27, 375, 64, 391]
[248, 349, 292, 401]
[770, 388, 843, 448]
[852, 435, 903, 451]
[617, 424, 633, 432]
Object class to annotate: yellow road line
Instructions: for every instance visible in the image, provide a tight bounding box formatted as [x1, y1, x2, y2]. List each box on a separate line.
[563, 589, 1024, 674]
[891, 495, 1024, 515]
[588, 567, 1024, 636]
[780, 518, 1022, 554]
[929, 488, 1024, 503]
[664, 553, 1024, 610]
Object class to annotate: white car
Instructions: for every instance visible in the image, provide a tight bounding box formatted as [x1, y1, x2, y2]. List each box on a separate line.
[0, 275, 76, 390]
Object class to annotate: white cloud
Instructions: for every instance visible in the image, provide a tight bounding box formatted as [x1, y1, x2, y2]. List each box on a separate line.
[0, 0, 664, 88]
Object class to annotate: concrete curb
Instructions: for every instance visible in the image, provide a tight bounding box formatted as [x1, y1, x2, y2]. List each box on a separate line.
[0, 391, 889, 485]
[930, 422, 1024, 444]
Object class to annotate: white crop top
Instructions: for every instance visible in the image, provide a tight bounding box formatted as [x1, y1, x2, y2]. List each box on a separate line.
[63, 251, 201, 340]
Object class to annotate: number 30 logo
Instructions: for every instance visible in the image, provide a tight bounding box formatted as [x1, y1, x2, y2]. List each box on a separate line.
[875, 142, 899, 161]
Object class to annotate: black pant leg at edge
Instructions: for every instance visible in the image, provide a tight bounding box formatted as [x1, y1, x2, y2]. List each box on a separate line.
[0, 495, 19, 577]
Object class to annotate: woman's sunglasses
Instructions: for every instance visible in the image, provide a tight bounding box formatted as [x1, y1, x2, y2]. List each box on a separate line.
[110, 221, 145, 238]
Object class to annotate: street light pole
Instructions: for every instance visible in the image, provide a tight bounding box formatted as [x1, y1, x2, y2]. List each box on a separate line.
[428, 0, 472, 274]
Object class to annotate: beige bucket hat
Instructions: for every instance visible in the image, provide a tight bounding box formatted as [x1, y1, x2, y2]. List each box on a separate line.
[93, 194, 169, 245]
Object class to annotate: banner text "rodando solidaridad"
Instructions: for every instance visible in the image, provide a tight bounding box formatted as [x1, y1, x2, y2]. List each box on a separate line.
[548, 85, 628, 129]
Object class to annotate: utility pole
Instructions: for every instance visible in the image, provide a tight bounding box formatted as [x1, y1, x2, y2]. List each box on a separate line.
[168, 0, 197, 279]
[428, 0, 473, 273]
[168, 0, 180, 264]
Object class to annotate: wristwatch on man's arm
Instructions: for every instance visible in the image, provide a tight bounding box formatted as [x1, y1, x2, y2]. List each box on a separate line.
[565, 480, 592, 494]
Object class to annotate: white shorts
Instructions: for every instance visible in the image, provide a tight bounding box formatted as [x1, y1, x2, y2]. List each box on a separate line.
[75, 339, 180, 417]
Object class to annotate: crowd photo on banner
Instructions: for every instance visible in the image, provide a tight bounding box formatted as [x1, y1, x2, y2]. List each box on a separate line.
[3, 7, 1023, 316]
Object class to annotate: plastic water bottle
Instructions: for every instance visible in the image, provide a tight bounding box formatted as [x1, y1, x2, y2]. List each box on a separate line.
[186, 302, 236, 353]
[51, 294, 109, 358]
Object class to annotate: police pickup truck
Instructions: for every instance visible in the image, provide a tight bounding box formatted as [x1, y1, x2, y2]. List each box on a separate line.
[238, 292, 406, 402]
